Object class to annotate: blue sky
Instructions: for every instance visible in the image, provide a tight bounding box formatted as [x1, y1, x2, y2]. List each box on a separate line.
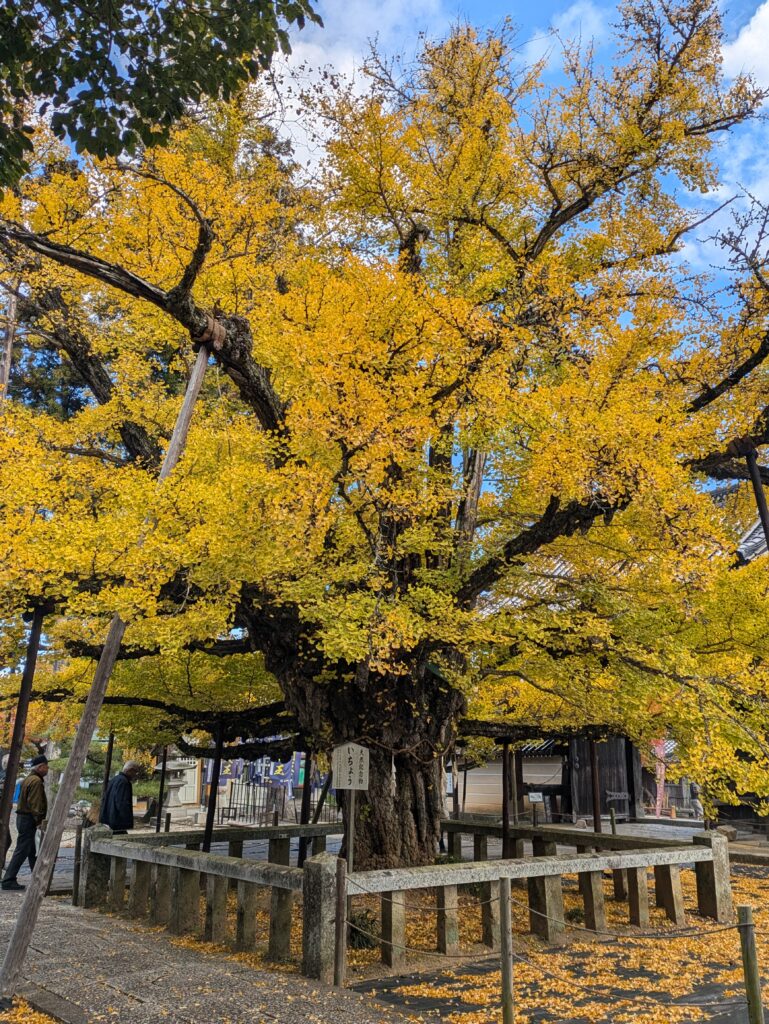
[287, 0, 769, 80]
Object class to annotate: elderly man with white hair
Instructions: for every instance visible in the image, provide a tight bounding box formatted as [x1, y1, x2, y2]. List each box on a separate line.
[100, 760, 141, 834]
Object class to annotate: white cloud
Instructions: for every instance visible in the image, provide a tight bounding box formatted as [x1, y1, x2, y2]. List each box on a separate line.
[722, 0, 769, 88]
[288, 0, 449, 77]
[522, 0, 608, 69]
[270, 0, 451, 168]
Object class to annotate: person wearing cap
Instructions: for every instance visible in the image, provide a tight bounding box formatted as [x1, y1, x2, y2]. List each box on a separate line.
[1, 755, 49, 892]
[100, 761, 141, 835]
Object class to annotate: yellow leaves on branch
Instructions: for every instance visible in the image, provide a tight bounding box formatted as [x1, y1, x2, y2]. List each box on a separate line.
[1, 1, 769, 790]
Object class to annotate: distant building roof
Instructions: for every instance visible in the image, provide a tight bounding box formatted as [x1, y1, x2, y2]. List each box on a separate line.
[738, 519, 768, 563]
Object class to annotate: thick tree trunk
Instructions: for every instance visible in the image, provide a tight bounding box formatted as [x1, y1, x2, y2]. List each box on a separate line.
[340, 750, 445, 868]
[269, 643, 466, 869]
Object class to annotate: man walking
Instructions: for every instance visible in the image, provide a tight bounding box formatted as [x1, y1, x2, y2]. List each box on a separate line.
[1, 755, 48, 892]
[100, 761, 140, 834]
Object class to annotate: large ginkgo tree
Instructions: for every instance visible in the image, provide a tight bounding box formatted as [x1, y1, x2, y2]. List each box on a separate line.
[3, 0, 769, 867]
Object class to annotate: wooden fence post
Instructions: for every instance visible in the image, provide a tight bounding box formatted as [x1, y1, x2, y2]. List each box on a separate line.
[739, 905, 765, 1024]
[500, 876, 515, 1024]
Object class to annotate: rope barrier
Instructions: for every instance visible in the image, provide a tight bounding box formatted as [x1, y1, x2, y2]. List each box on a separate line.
[505, 888, 743, 941]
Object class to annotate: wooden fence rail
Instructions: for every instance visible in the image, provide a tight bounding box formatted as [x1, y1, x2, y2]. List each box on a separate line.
[77, 822, 731, 985]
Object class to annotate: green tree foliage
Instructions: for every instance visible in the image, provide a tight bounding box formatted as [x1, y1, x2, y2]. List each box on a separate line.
[0, 0, 320, 187]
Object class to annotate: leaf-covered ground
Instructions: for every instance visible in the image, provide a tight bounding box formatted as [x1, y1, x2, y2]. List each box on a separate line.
[161, 864, 769, 1023]
[352, 865, 768, 1023]
[0, 999, 56, 1023]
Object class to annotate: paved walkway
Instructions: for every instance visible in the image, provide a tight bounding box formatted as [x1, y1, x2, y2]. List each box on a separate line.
[0, 895, 407, 1024]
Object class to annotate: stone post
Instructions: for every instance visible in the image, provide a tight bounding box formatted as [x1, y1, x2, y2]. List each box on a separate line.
[268, 837, 293, 960]
[437, 885, 459, 955]
[205, 874, 228, 944]
[694, 834, 733, 923]
[228, 839, 243, 890]
[128, 861, 151, 918]
[654, 865, 667, 908]
[236, 880, 258, 951]
[108, 857, 127, 912]
[627, 867, 650, 927]
[169, 866, 200, 936]
[447, 830, 463, 861]
[481, 880, 501, 950]
[528, 842, 565, 943]
[79, 826, 111, 909]
[654, 864, 686, 926]
[150, 864, 172, 925]
[474, 830, 500, 948]
[579, 871, 606, 933]
[613, 869, 628, 901]
[302, 852, 337, 983]
[532, 837, 557, 858]
[381, 891, 406, 968]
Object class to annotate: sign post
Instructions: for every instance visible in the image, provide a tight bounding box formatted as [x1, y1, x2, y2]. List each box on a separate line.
[331, 742, 370, 956]
[331, 742, 369, 876]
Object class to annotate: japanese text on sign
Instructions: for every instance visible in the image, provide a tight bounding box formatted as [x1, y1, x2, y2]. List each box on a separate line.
[332, 742, 370, 790]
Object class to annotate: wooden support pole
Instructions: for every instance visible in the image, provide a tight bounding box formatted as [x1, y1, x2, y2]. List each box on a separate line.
[514, 750, 524, 821]
[99, 732, 115, 820]
[502, 742, 511, 857]
[0, 344, 211, 1002]
[155, 746, 168, 833]
[500, 876, 515, 1024]
[739, 905, 766, 1024]
[298, 752, 313, 868]
[609, 807, 627, 901]
[0, 604, 45, 871]
[311, 769, 333, 825]
[589, 739, 602, 834]
[202, 720, 224, 853]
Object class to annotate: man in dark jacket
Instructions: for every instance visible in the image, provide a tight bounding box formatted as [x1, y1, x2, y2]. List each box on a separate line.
[2, 755, 48, 891]
[100, 761, 140, 834]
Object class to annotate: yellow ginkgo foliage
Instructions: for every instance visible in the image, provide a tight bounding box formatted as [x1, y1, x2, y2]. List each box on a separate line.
[2, 3, 769, 867]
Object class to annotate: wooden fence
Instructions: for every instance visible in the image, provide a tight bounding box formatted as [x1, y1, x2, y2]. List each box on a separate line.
[78, 820, 731, 985]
